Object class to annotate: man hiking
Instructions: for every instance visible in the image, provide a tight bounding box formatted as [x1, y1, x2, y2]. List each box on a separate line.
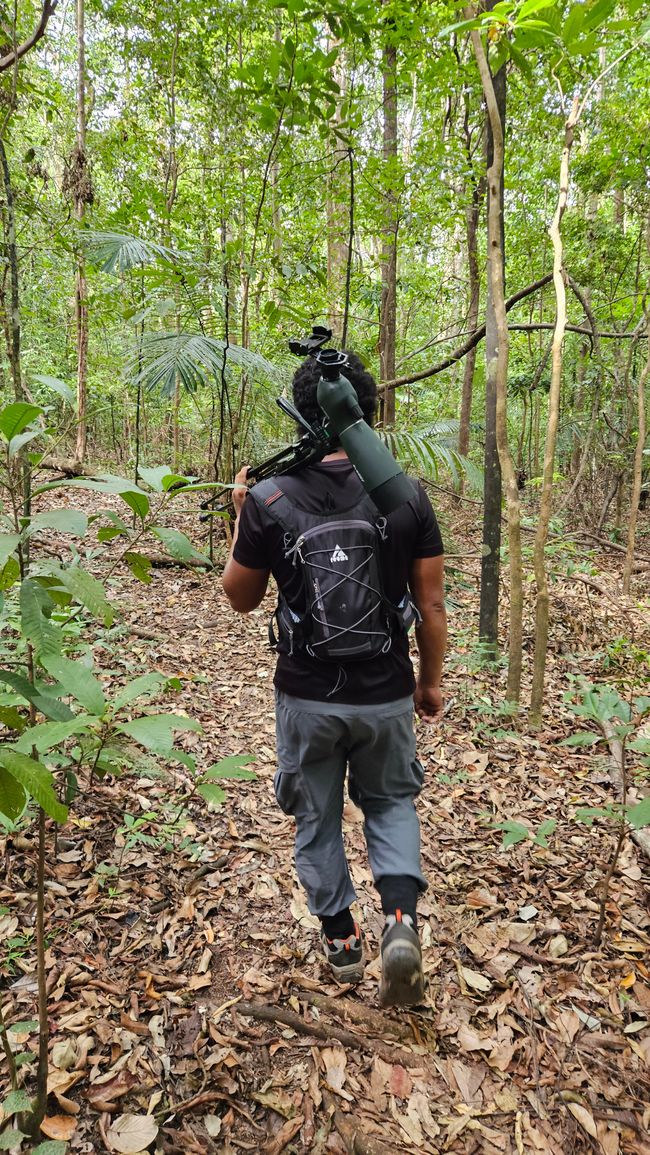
[222, 352, 447, 1006]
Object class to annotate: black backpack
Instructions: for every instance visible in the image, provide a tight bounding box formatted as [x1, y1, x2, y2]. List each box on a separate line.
[250, 478, 418, 662]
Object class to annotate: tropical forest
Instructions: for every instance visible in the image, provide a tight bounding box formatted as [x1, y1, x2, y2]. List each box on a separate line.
[0, 0, 649, 1151]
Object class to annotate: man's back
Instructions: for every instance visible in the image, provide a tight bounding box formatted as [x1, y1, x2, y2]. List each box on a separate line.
[233, 458, 443, 704]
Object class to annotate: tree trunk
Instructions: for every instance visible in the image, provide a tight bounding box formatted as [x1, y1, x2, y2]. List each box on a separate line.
[530, 98, 579, 726]
[74, 0, 89, 463]
[326, 41, 348, 336]
[477, 62, 504, 661]
[458, 95, 484, 466]
[379, 10, 398, 426]
[623, 308, 649, 593]
[0, 139, 23, 402]
[471, 34, 523, 702]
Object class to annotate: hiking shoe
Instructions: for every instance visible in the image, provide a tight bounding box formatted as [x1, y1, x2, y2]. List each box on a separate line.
[320, 924, 365, 984]
[378, 912, 425, 1007]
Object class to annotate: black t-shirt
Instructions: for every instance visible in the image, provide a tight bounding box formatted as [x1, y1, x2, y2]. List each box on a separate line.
[233, 459, 443, 704]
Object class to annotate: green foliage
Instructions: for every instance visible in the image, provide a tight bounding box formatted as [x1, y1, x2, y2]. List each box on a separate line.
[196, 755, 257, 807]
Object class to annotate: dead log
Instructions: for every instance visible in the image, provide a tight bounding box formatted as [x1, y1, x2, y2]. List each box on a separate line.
[299, 992, 415, 1043]
[235, 1000, 426, 1068]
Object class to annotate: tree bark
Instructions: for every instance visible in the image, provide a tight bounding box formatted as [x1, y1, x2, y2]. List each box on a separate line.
[458, 98, 484, 464]
[530, 97, 579, 726]
[471, 30, 523, 702]
[326, 41, 348, 335]
[0, 139, 23, 402]
[477, 56, 504, 662]
[623, 308, 649, 593]
[378, 7, 398, 425]
[74, 0, 89, 463]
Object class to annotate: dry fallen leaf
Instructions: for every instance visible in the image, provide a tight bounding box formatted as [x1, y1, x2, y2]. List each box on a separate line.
[567, 1102, 598, 1139]
[106, 1113, 159, 1154]
[460, 965, 492, 993]
[40, 1114, 77, 1141]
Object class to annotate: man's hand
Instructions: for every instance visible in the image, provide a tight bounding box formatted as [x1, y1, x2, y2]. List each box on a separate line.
[414, 681, 444, 723]
[232, 465, 250, 517]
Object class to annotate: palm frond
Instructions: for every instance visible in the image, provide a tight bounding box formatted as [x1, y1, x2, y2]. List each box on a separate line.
[382, 428, 482, 492]
[127, 332, 285, 398]
[81, 230, 190, 274]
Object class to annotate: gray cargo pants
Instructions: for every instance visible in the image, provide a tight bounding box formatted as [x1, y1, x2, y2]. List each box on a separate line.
[274, 689, 427, 918]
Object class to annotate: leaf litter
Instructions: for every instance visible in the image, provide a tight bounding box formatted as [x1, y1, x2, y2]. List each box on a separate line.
[0, 489, 649, 1153]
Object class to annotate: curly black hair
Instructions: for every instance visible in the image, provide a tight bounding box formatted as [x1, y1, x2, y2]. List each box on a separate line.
[292, 351, 378, 430]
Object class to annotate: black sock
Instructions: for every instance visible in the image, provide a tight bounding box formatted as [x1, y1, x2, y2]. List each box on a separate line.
[321, 908, 356, 940]
[377, 875, 419, 930]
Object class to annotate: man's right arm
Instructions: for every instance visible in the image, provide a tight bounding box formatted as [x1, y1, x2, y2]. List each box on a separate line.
[409, 554, 447, 722]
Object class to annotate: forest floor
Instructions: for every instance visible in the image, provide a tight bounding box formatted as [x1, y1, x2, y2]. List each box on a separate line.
[1, 486, 650, 1155]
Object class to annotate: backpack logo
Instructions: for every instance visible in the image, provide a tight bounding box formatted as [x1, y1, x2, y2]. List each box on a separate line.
[330, 545, 348, 563]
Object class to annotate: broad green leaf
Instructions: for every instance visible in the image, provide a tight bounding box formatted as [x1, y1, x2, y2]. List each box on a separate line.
[634, 697, 650, 717]
[627, 797, 650, 830]
[573, 805, 617, 825]
[0, 750, 68, 823]
[8, 430, 42, 457]
[0, 556, 20, 591]
[0, 669, 73, 722]
[46, 565, 114, 626]
[0, 533, 20, 567]
[196, 782, 227, 806]
[120, 489, 150, 519]
[0, 766, 27, 820]
[116, 712, 202, 754]
[32, 374, 76, 404]
[0, 1089, 32, 1117]
[560, 731, 602, 747]
[124, 551, 152, 584]
[518, 0, 555, 18]
[40, 654, 106, 716]
[20, 579, 63, 656]
[533, 819, 557, 847]
[493, 820, 531, 847]
[0, 1128, 28, 1150]
[203, 755, 257, 780]
[32, 1143, 68, 1155]
[36, 473, 151, 497]
[151, 527, 211, 566]
[112, 673, 166, 711]
[0, 403, 43, 441]
[14, 717, 93, 753]
[97, 526, 125, 542]
[0, 705, 27, 732]
[24, 509, 88, 539]
[138, 465, 183, 492]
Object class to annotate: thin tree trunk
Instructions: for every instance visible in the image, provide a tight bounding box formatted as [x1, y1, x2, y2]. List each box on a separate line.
[530, 97, 579, 725]
[477, 61, 504, 661]
[74, 0, 89, 463]
[623, 308, 649, 593]
[379, 9, 398, 425]
[326, 40, 348, 335]
[0, 138, 23, 402]
[470, 30, 523, 702]
[458, 97, 484, 464]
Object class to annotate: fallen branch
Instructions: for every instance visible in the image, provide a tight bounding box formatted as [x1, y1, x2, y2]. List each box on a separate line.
[299, 992, 415, 1043]
[236, 1000, 425, 1068]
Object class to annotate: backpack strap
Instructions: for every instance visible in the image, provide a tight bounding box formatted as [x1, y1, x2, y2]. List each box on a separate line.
[249, 478, 300, 545]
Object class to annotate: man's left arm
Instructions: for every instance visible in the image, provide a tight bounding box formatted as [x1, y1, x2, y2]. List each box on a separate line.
[222, 466, 271, 613]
